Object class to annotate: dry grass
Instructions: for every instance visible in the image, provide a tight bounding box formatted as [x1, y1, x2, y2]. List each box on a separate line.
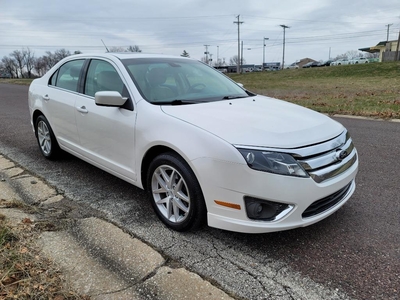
[229, 61, 400, 119]
[0, 200, 89, 299]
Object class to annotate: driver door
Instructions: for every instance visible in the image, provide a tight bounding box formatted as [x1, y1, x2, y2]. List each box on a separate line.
[74, 59, 137, 182]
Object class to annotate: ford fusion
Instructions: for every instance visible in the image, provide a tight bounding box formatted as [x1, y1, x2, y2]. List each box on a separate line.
[28, 53, 358, 233]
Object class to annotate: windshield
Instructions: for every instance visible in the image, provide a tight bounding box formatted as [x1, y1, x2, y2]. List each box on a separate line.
[122, 58, 250, 104]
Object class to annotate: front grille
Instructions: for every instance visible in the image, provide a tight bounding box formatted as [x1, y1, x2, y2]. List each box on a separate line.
[294, 130, 357, 183]
[302, 181, 352, 218]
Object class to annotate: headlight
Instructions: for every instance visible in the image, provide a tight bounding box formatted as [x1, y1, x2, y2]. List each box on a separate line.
[237, 149, 308, 177]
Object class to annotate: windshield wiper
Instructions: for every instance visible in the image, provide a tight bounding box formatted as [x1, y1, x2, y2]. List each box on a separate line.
[152, 99, 197, 105]
[222, 95, 248, 100]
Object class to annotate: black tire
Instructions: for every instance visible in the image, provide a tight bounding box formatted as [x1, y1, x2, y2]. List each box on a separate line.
[147, 152, 207, 231]
[35, 115, 60, 160]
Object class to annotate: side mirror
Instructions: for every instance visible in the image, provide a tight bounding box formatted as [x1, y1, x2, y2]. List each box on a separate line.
[237, 83, 244, 88]
[95, 91, 127, 107]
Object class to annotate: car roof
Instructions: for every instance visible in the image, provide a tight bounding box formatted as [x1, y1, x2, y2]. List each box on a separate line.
[69, 52, 191, 61]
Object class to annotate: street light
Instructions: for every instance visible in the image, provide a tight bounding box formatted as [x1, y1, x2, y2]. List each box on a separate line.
[240, 41, 251, 72]
[263, 37, 269, 70]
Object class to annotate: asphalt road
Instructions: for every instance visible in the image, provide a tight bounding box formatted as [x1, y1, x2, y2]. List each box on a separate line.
[1, 83, 399, 300]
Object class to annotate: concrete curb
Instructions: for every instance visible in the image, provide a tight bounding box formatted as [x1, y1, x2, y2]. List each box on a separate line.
[0, 155, 234, 300]
[331, 114, 400, 122]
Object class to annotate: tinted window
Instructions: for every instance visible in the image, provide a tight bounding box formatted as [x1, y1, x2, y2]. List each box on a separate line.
[85, 60, 125, 97]
[52, 60, 85, 92]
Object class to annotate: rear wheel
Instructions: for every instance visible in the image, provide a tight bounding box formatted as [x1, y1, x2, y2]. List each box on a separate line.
[147, 153, 206, 231]
[35, 115, 60, 159]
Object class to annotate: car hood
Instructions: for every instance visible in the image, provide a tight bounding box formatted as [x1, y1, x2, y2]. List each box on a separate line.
[161, 95, 344, 149]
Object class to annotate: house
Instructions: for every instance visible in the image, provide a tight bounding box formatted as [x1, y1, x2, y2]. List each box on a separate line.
[359, 40, 399, 62]
[295, 58, 317, 68]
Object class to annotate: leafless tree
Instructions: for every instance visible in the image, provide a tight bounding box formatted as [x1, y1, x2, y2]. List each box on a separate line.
[345, 50, 362, 59]
[334, 53, 348, 60]
[44, 51, 57, 69]
[1, 56, 18, 78]
[54, 49, 71, 62]
[23, 47, 35, 78]
[10, 50, 26, 78]
[229, 55, 245, 66]
[127, 45, 142, 52]
[109, 46, 126, 52]
[41, 49, 71, 71]
[34, 56, 48, 77]
[181, 50, 190, 57]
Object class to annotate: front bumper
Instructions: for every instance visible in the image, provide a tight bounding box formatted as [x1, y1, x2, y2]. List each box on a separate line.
[192, 152, 358, 234]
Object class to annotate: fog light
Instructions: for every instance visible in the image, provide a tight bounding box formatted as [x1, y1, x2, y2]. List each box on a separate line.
[244, 196, 293, 221]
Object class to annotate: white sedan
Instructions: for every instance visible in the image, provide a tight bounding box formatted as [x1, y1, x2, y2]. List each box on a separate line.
[331, 59, 350, 66]
[349, 57, 369, 64]
[28, 53, 358, 233]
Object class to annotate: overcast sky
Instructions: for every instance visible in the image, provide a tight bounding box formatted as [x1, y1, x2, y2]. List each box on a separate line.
[1, 0, 399, 66]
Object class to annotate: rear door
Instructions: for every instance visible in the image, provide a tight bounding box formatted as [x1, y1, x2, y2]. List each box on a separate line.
[46, 59, 85, 149]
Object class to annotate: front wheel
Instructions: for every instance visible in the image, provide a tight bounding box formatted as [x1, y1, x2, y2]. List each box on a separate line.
[35, 115, 60, 159]
[147, 153, 206, 231]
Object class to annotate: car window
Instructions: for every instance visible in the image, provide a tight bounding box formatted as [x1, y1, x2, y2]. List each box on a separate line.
[123, 58, 248, 104]
[51, 60, 85, 92]
[84, 60, 125, 97]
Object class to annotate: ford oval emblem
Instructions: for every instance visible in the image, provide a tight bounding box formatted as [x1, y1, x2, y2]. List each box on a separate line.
[335, 149, 348, 161]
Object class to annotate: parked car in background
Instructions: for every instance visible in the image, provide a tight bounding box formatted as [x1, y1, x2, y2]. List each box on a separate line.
[302, 61, 320, 68]
[0, 72, 12, 78]
[349, 57, 369, 64]
[28, 53, 358, 233]
[319, 60, 333, 67]
[286, 63, 299, 69]
[331, 59, 350, 66]
[310, 61, 321, 68]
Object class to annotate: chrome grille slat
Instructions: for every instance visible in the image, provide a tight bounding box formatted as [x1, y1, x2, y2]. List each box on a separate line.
[309, 150, 357, 183]
[298, 138, 355, 171]
[297, 130, 357, 183]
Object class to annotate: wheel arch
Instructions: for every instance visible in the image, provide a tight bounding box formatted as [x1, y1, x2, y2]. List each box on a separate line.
[32, 109, 45, 136]
[141, 145, 186, 191]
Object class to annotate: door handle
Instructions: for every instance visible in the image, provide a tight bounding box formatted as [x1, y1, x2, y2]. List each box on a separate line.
[76, 106, 88, 114]
[42, 94, 50, 101]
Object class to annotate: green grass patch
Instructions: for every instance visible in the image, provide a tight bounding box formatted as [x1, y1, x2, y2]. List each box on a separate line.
[0, 78, 33, 85]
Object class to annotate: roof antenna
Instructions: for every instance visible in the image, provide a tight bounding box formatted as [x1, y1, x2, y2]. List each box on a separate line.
[101, 39, 109, 52]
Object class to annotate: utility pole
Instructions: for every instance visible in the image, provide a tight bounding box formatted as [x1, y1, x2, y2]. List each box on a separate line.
[386, 24, 393, 42]
[217, 46, 219, 66]
[204, 44, 210, 65]
[263, 37, 269, 70]
[234, 15, 244, 74]
[280, 25, 290, 70]
[241, 41, 243, 72]
[395, 29, 400, 61]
